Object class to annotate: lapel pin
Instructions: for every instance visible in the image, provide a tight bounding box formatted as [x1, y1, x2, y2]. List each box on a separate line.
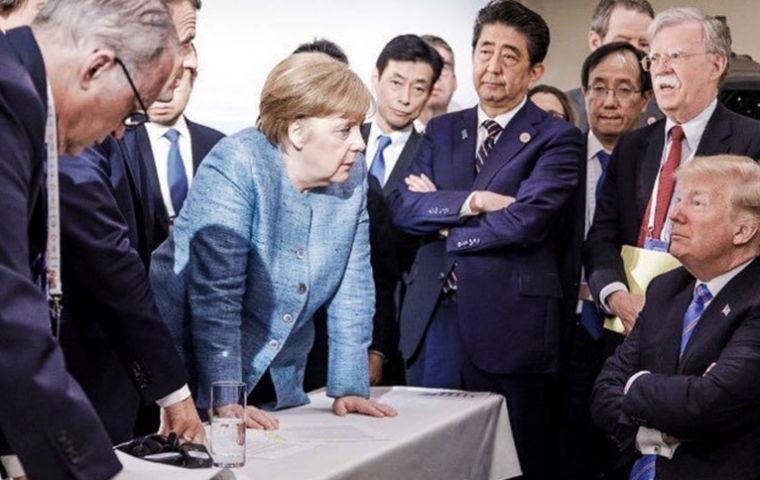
[519, 132, 531, 143]
[647, 116, 657, 126]
[721, 304, 731, 317]
[461, 129, 468, 140]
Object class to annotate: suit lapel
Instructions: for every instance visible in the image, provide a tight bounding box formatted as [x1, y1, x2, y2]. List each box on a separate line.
[472, 101, 539, 190]
[361, 123, 371, 145]
[186, 118, 203, 172]
[649, 269, 695, 374]
[131, 127, 170, 232]
[636, 125, 665, 218]
[678, 258, 760, 370]
[451, 107, 478, 189]
[695, 103, 732, 156]
[383, 129, 420, 196]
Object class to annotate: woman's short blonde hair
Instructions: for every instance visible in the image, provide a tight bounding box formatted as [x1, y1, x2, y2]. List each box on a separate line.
[258, 52, 373, 147]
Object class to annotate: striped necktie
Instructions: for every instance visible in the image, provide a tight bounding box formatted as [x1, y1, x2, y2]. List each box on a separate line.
[476, 119, 502, 173]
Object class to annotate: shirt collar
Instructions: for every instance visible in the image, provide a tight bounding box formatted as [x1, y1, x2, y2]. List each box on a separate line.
[664, 98, 718, 148]
[145, 115, 189, 142]
[586, 130, 609, 162]
[699, 257, 754, 298]
[368, 119, 413, 146]
[477, 95, 528, 130]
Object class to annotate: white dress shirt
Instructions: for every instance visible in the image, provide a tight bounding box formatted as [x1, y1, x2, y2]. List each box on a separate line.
[144, 116, 195, 218]
[364, 120, 414, 186]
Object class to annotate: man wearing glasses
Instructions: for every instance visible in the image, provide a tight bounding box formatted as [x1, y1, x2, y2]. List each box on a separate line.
[559, 41, 651, 480]
[585, 7, 760, 347]
[54, 0, 208, 451]
[0, 0, 189, 478]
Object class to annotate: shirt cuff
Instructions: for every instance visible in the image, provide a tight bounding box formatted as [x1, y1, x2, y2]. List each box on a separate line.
[156, 385, 191, 408]
[635, 427, 681, 459]
[1, 456, 24, 478]
[368, 349, 386, 360]
[459, 192, 478, 217]
[599, 282, 629, 314]
[624, 370, 650, 395]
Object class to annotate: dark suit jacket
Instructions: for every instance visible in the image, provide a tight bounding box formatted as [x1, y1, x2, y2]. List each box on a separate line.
[389, 102, 583, 374]
[0, 27, 120, 479]
[107, 121, 224, 266]
[567, 87, 663, 132]
[57, 146, 189, 443]
[362, 123, 421, 355]
[591, 258, 760, 479]
[584, 103, 760, 303]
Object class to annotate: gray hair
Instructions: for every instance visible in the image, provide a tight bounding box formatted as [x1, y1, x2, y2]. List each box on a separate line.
[648, 7, 731, 81]
[31, 0, 178, 79]
[676, 155, 760, 250]
[0, 0, 25, 12]
[590, 0, 654, 38]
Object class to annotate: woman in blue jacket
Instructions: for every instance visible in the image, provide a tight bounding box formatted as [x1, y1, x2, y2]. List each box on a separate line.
[150, 52, 396, 428]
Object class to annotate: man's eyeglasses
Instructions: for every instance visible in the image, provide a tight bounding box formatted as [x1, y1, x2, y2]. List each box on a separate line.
[586, 85, 641, 102]
[640, 51, 712, 72]
[114, 57, 150, 127]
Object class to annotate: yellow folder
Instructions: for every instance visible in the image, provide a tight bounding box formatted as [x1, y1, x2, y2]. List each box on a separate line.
[604, 245, 682, 333]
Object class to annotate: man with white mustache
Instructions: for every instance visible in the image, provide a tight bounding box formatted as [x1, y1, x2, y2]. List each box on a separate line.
[585, 7, 760, 337]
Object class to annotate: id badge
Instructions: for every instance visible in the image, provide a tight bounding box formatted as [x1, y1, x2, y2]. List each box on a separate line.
[643, 237, 669, 252]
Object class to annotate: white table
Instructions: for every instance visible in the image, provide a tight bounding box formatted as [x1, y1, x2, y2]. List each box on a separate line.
[120, 386, 521, 480]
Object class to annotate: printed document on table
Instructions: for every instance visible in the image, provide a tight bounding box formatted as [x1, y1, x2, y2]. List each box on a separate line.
[262, 424, 388, 443]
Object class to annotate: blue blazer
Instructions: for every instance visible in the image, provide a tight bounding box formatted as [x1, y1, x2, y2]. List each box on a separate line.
[0, 28, 120, 479]
[388, 101, 583, 375]
[150, 128, 373, 410]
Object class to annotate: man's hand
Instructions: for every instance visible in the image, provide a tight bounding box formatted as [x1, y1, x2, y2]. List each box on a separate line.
[368, 351, 384, 386]
[608, 291, 645, 335]
[468, 191, 515, 214]
[332, 396, 398, 418]
[159, 396, 206, 445]
[243, 405, 279, 430]
[405, 173, 437, 193]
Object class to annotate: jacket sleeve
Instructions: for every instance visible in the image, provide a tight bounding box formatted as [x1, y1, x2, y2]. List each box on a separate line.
[387, 122, 472, 235]
[623, 306, 760, 438]
[183, 139, 254, 409]
[584, 142, 630, 301]
[325, 164, 373, 399]
[58, 148, 188, 403]
[446, 125, 582, 253]
[0, 88, 121, 479]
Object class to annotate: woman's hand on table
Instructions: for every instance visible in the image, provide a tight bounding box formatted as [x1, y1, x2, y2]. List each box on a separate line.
[244, 405, 279, 430]
[332, 396, 398, 418]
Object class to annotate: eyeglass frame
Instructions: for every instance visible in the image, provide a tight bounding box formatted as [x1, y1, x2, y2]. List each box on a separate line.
[585, 84, 642, 102]
[640, 51, 713, 72]
[114, 57, 150, 128]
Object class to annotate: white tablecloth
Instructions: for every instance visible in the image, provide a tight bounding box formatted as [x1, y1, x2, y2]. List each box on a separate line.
[120, 386, 521, 480]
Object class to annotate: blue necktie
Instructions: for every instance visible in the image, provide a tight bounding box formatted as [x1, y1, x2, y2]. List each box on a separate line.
[629, 283, 713, 480]
[369, 135, 392, 187]
[679, 283, 712, 357]
[165, 128, 188, 216]
[595, 150, 611, 200]
[579, 150, 613, 340]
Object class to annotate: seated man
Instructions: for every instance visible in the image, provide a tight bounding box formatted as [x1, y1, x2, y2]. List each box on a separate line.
[591, 155, 760, 480]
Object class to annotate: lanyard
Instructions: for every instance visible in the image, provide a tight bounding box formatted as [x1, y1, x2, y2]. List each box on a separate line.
[45, 84, 63, 338]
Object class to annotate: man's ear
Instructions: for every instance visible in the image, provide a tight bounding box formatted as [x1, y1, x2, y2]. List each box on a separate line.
[371, 68, 380, 93]
[529, 62, 545, 85]
[734, 220, 760, 248]
[589, 30, 603, 51]
[79, 50, 117, 90]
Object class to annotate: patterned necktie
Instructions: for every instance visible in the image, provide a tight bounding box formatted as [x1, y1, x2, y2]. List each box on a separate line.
[679, 283, 712, 357]
[637, 125, 684, 246]
[369, 135, 392, 187]
[165, 128, 188, 216]
[476, 119, 503, 173]
[629, 283, 713, 480]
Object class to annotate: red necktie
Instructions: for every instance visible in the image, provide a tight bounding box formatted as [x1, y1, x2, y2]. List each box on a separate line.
[637, 125, 684, 246]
